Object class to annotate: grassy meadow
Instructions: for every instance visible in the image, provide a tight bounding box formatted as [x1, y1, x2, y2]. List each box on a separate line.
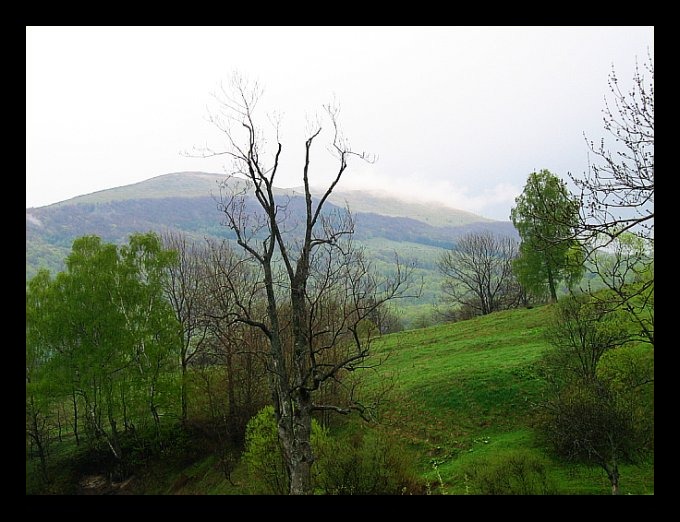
[365, 305, 653, 495]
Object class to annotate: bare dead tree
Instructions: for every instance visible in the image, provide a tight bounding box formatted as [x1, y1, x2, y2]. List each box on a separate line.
[437, 231, 524, 318]
[161, 230, 212, 425]
[202, 237, 270, 444]
[195, 74, 416, 494]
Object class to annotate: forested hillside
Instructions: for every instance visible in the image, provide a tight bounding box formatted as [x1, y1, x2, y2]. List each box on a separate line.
[26, 172, 517, 321]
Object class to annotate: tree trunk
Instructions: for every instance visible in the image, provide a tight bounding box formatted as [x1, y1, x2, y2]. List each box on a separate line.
[106, 401, 122, 461]
[28, 397, 49, 483]
[225, 345, 239, 446]
[71, 389, 80, 446]
[605, 462, 620, 495]
[57, 407, 63, 443]
[120, 384, 131, 432]
[102, 382, 122, 460]
[278, 389, 314, 495]
[547, 264, 558, 302]
[284, 275, 315, 495]
[180, 359, 188, 426]
[31, 431, 49, 484]
[150, 378, 162, 443]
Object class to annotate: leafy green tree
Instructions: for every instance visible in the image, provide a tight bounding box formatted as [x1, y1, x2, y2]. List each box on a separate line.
[117, 233, 181, 440]
[510, 169, 584, 302]
[26, 270, 58, 483]
[59, 236, 127, 457]
[25, 233, 180, 468]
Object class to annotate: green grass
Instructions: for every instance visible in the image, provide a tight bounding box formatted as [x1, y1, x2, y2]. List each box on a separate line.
[369, 307, 550, 438]
[360, 304, 654, 495]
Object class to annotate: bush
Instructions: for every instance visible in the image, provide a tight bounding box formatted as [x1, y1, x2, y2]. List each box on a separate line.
[242, 406, 289, 494]
[314, 425, 421, 495]
[243, 407, 421, 495]
[462, 450, 557, 495]
[242, 406, 328, 494]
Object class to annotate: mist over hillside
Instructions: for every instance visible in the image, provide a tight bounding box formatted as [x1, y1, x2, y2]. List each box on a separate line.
[26, 172, 518, 311]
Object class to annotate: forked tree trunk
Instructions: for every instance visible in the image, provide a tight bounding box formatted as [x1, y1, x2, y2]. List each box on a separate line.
[28, 396, 49, 483]
[106, 400, 122, 461]
[605, 462, 620, 495]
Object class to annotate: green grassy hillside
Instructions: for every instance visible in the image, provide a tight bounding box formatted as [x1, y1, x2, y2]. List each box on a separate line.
[363, 305, 654, 495]
[40, 305, 649, 495]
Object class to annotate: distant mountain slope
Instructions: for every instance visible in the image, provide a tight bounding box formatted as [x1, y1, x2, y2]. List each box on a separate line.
[26, 172, 518, 304]
[324, 188, 493, 228]
[42, 171, 494, 229]
[45, 172, 233, 206]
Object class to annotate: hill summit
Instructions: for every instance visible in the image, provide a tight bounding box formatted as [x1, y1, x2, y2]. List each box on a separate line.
[26, 172, 517, 287]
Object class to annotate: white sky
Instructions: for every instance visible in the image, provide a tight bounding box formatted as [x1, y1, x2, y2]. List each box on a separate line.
[26, 26, 653, 220]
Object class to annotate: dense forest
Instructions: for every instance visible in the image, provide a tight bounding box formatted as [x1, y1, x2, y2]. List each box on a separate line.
[26, 56, 653, 495]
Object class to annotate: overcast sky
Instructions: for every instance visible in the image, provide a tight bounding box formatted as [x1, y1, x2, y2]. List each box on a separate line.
[26, 26, 653, 220]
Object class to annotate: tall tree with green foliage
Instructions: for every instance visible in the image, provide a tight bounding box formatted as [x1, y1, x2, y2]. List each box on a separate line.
[25, 233, 180, 466]
[26, 270, 58, 483]
[510, 169, 584, 302]
[117, 233, 181, 441]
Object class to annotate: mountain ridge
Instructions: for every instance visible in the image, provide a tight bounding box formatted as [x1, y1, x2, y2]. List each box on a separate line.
[26, 172, 518, 313]
[32, 171, 494, 228]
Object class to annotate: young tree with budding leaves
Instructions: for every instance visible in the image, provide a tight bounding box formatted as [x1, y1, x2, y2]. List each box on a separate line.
[571, 53, 654, 347]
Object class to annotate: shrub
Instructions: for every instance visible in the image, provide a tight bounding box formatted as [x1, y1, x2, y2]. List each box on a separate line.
[242, 406, 289, 494]
[314, 425, 421, 495]
[243, 407, 420, 495]
[462, 450, 557, 495]
[242, 406, 328, 494]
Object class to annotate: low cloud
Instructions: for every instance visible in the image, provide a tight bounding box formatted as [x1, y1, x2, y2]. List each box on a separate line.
[341, 166, 521, 221]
